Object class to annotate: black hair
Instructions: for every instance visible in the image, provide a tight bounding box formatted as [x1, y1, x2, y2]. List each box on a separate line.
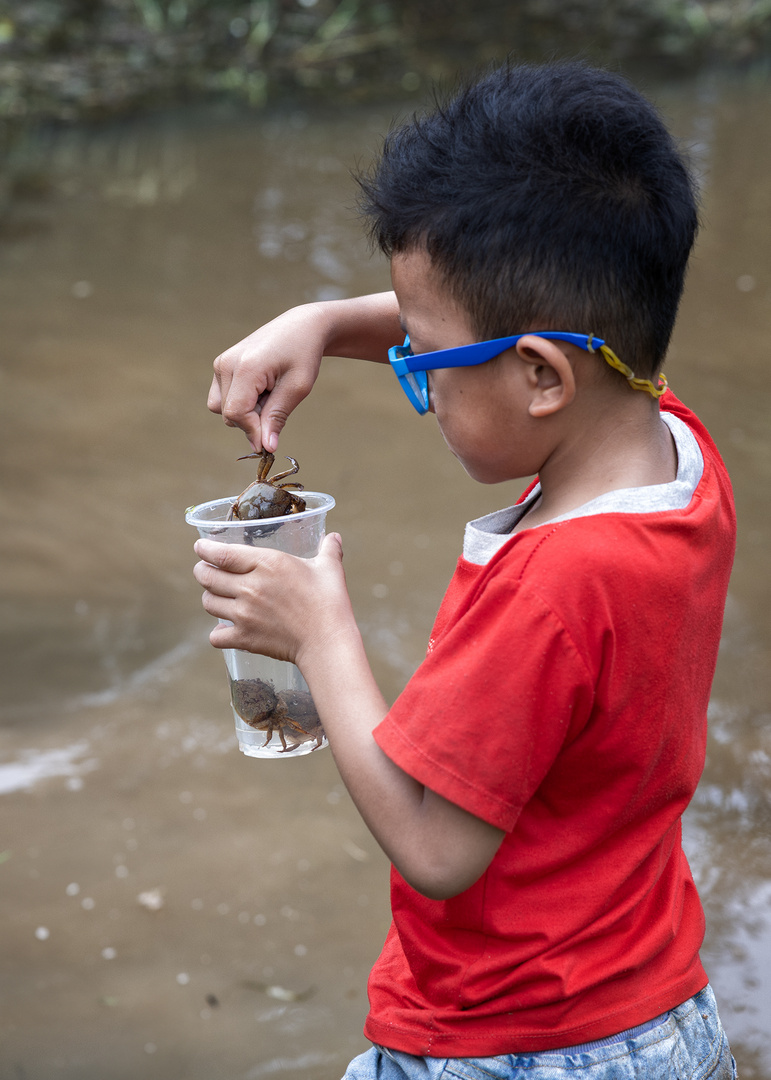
[357, 61, 699, 377]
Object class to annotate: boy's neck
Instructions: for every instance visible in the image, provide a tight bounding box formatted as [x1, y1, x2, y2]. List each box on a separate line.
[514, 399, 677, 531]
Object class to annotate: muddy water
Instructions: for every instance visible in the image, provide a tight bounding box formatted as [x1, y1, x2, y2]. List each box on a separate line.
[0, 76, 769, 1078]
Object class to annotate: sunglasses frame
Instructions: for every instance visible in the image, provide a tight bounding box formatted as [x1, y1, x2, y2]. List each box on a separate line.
[387, 332, 605, 414]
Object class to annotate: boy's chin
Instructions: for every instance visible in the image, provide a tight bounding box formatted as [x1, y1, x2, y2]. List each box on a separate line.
[457, 457, 519, 486]
[442, 435, 529, 485]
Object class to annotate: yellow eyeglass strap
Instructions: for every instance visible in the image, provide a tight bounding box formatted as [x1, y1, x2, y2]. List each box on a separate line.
[587, 336, 668, 399]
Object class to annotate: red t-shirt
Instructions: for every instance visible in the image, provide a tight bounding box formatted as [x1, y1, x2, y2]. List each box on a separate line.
[365, 394, 736, 1055]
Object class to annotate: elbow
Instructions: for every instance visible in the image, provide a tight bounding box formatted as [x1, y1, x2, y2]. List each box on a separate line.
[396, 859, 483, 901]
[415, 879, 471, 901]
[376, 792, 504, 899]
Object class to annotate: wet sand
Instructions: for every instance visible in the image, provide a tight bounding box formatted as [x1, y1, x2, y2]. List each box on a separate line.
[1, 78, 769, 1076]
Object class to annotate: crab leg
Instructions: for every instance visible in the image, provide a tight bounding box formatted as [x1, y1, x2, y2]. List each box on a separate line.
[236, 449, 274, 481]
[269, 457, 301, 484]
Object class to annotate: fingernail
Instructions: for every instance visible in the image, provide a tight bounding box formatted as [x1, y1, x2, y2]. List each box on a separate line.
[266, 430, 278, 453]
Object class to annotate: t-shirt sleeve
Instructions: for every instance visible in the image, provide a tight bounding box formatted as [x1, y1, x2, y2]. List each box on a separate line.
[373, 571, 595, 832]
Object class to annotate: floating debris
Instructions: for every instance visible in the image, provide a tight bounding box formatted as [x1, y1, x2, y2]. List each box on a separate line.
[266, 985, 305, 1002]
[241, 980, 315, 1003]
[342, 838, 369, 862]
[137, 887, 165, 911]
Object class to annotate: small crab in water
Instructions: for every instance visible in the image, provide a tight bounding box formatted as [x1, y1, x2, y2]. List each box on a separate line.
[230, 678, 325, 753]
[227, 449, 306, 521]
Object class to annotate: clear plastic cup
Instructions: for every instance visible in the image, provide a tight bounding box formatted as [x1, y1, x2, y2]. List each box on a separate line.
[186, 493, 335, 758]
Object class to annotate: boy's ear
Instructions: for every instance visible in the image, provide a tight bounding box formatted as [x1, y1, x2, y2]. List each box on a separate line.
[515, 335, 576, 416]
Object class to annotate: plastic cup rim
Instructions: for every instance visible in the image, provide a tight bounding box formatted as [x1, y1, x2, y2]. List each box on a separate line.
[185, 491, 335, 527]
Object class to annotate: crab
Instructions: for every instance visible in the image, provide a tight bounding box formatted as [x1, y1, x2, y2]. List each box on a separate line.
[229, 677, 325, 753]
[275, 689, 326, 752]
[227, 449, 306, 521]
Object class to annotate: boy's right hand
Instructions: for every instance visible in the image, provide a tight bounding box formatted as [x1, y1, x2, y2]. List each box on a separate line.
[207, 292, 402, 452]
[208, 306, 327, 453]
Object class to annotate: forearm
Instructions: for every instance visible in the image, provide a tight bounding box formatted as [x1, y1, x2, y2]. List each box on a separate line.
[298, 624, 414, 840]
[312, 291, 402, 363]
[298, 623, 504, 899]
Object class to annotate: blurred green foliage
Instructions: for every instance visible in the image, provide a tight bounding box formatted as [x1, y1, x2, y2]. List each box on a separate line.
[0, 0, 770, 122]
[0, 0, 403, 120]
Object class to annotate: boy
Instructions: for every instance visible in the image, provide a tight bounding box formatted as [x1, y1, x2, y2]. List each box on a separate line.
[194, 62, 737, 1077]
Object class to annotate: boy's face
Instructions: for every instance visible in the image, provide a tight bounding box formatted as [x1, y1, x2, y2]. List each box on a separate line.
[390, 248, 548, 484]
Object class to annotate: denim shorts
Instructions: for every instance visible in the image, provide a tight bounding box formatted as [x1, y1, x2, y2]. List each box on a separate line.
[343, 985, 736, 1080]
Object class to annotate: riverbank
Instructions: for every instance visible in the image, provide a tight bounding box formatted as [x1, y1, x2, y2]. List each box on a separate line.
[1, 0, 771, 130]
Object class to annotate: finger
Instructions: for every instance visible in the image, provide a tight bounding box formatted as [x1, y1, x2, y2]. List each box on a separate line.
[201, 589, 236, 623]
[194, 538, 257, 568]
[209, 620, 238, 650]
[193, 559, 240, 598]
[207, 371, 224, 415]
[209, 363, 244, 431]
[229, 410, 263, 449]
[210, 353, 239, 420]
[221, 375, 271, 450]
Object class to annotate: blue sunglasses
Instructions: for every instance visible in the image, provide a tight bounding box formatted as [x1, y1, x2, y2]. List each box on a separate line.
[388, 331, 605, 414]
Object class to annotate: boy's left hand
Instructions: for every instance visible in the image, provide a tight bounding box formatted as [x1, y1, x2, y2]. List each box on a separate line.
[192, 533, 349, 666]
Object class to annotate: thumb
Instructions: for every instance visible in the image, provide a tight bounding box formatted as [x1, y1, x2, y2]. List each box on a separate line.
[319, 532, 344, 563]
[259, 377, 314, 454]
[259, 409, 285, 454]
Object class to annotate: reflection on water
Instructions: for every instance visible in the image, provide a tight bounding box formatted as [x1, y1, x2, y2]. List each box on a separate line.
[0, 77, 769, 1076]
[0, 741, 98, 795]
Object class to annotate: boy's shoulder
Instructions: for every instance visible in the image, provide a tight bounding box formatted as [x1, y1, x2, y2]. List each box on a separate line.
[466, 393, 734, 605]
[659, 390, 730, 466]
[529, 391, 730, 544]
